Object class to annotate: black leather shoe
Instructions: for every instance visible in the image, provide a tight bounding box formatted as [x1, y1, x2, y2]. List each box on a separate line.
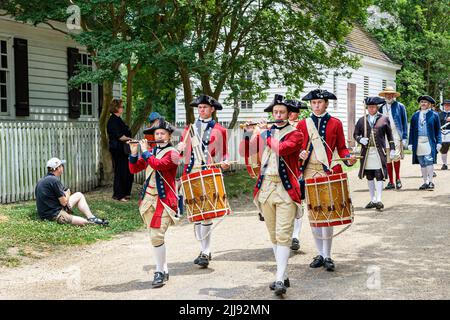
[258, 212, 265, 221]
[395, 179, 402, 189]
[419, 183, 429, 190]
[197, 253, 210, 268]
[152, 272, 166, 288]
[375, 202, 384, 210]
[385, 182, 395, 190]
[441, 164, 448, 170]
[428, 182, 435, 190]
[290, 238, 300, 251]
[310, 255, 325, 268]
[194, 252, 211, 264]
[273, 281, 287, 296]
[365, 201, 377, 209]
[269, 278, 290, 290]
[324, 258, 335, 271]
[433, 172, 437, 177]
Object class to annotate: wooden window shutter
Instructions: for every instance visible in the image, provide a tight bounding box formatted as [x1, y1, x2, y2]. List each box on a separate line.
[67, 47, 81, 119]
[14, 38, 29, 117]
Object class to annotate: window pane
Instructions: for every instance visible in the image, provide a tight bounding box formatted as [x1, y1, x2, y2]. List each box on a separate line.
[87, 83, 92, 91]
[88, 104, 92, 115]
[1, 99, 6, 112]
[1, 55, 7, 69]
[0, 70, 5, 83]
[0, 41, 6, 54]
[0, 84, 6, 98]
[87, 92, 92, 103]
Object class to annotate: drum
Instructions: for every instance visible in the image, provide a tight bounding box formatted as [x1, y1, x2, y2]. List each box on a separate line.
[305, 172, 354, 228]
[180, 168, 231, 222]
[442, 130, 450, 143]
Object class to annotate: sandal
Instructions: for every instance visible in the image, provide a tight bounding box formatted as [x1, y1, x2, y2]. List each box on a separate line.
[88, 216, 109, 226]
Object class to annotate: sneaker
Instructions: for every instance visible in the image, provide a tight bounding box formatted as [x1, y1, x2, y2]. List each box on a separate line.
[88, 216, 109, 226]
[385, 182, 395, 190]
[441, 164, 448, 170]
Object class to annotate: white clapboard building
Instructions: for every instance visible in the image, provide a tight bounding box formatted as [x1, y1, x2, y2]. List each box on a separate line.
[0, 14, 121, 203]
[175, 26, 402, 147]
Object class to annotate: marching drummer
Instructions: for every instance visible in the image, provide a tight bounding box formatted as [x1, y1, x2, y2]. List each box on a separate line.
[240, 94, 304, 296]
[128, 119, 181, 288]
[407, 95, 442, 190]
[354, 97, 396, 211]
[176, 94, 230, 268]
[438, 99, 450, 170]
[296, 89, 357, 272]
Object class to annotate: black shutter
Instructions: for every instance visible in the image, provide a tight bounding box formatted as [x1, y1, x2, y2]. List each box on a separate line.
[67, 47, 81, 119]
[14, 38, 29, 117]
[98, 83, 103, 117]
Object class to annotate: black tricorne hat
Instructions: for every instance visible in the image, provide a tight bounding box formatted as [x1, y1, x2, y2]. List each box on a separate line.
[190, 94, 223, 110]
[364, 96, 386, 107]
[264, 94, 299, 113]
[302, 89, 337, 101]
[143, 118, 175, 135]
[441, 99, 450, 106]
[417, 95, 436, 105]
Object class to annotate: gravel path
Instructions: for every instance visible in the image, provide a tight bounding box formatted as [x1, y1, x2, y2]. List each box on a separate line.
[1, 154, 449, 300]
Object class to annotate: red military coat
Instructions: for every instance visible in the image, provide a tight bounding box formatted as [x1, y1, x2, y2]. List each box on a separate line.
[296, 114, 352, 173]
[129, 146, 180, 228]
[239, 125, 304, 204]
[180, 120, 229, 174]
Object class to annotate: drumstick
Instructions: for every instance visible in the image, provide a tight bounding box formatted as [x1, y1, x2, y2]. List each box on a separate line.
[192, 161, 237, 169]
[332, 156, 363, 162]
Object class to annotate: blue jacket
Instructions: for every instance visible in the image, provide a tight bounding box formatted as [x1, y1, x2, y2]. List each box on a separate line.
[408, 110, 442, 164]
[379, 101, 408, 140]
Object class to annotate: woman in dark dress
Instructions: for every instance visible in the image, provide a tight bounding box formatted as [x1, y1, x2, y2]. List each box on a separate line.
[107, 99, 134, 201]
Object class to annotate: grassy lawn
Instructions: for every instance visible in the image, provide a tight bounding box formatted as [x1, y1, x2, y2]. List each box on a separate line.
[0, 171, 255, 268]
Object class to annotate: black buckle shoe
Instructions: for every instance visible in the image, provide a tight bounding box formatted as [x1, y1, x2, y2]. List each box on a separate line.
[427, 182, 435, 190]
[152, 271, 166, 288]
[269, 278, 290, 290]
[441, 164, 448, 170]
[310, 255, 325, 268]
[395, 179, 402, 189]
[433, 172, 437, 177]
[197, 253, 210, 268]
[194, 252, 212, 265]
[419, 183, 429, 190]
[290, 238, 300, 251]
[273, 281, 287, 296]
[375, 202, 384, 211]
[324, 258, 335, 272]
[385, 182, 395, 190]
[365, 201, 377, 209]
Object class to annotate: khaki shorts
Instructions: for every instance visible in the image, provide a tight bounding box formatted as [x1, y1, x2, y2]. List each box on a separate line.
[54, 210, 73, 224]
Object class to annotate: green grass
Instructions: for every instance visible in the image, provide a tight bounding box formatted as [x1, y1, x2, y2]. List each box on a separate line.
[0, 189, 143, 267]
[223, 169, 257, 198]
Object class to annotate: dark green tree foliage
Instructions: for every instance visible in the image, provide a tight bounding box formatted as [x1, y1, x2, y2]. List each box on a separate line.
[368, 0, 450, 117]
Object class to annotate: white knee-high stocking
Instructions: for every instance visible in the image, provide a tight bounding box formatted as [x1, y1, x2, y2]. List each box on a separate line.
[367, 180, 376, 202]
[275, 245, 290, 282]
[153, 244, 166, 273]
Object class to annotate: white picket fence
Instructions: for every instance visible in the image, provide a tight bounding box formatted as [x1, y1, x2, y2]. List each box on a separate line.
[0, 121, 247, 204]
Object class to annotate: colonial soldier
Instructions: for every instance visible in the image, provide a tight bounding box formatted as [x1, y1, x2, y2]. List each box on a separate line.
[378, 87, 408, 190]
[288, 100, 308, 252]
[408, 95, 442, 190]
[354, 97, 396, 210]
[296, 89, 357, 272]
[176, 94, 230, 268]
[240, 94, 304, 296]
[439, 99, 450, 170]
[128, 119, 181, 288]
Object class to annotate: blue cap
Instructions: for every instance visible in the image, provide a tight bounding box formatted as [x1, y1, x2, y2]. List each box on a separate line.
[148, 112, 162, 122]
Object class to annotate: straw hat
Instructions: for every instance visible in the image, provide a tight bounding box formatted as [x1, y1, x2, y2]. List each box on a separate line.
[379, 86, 400, 98]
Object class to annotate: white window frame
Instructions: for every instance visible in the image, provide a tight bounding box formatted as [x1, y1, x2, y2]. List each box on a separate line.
[0, 35, 14, 117]
[382, 79, 387, 91]
[333, 72, 338, 109]
[240, 73, 253, 110]
[78, 52, 97, 119]
[363, 76, 369, 98]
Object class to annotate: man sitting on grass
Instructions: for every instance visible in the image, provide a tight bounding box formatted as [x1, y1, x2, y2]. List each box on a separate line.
[35, 158, 108, 226]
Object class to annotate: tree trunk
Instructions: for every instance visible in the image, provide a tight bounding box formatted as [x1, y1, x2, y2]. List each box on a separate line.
[180, 66, 195, 124]
[98, 80, 114, 186]
[130, 99, 153, 137]
[228, 96, 240, 129]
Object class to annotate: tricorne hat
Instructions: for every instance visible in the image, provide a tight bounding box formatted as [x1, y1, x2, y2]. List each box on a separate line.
[190, 94, 223, 110]
[302, 89, 337, 101]
[364, 96, 386, 107]
[417, 95, 436, 105]
[264, 94, 299, 112]
[143, 118, 175, 135]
